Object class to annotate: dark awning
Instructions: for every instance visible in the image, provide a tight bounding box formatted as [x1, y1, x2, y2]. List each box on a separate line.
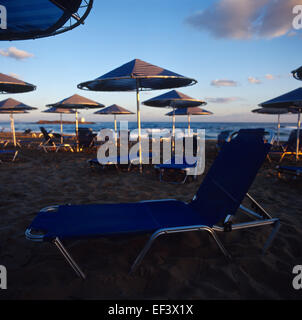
[259, 88, 302, 110]
[0, 0, 93, 40]
[0, 98, 37, 111]
[143, 90, 206, 108]
[166, 107, 213, 116]
[292, 66, 302, 81]
[94, 104, 134, 115]
[0, 73, 36, 94]
[78, 59, 197, 92]
[47, 94, 104, 109]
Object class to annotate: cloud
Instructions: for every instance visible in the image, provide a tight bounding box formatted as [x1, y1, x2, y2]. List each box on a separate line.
[206, 97, 242, 104]
[265, 74, 275, 80]
[248, 76, 262, 84]
[211, 79, 238, 87]
[185, 0, 301, 40]
[0, 47, 34, 60]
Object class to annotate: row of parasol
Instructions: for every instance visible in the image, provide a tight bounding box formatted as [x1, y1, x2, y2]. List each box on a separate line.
[1, 60, 302, 163]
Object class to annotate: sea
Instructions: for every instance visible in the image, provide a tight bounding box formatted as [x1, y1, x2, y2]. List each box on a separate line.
[0, 121, 298, 141]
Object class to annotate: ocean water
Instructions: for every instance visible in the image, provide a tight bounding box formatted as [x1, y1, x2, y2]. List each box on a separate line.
[0, 121, 298, 140]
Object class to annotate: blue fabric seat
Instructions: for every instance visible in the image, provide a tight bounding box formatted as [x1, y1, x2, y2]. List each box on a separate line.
[28, 200, 209, 241]
[26, 128, 280, 279]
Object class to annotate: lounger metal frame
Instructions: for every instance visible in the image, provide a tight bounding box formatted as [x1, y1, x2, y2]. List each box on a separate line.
[0, 150, 18, 163]
[25, 193, 280, 280]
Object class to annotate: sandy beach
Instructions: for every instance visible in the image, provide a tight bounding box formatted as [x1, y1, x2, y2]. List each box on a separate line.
[0, 133, 302, 300]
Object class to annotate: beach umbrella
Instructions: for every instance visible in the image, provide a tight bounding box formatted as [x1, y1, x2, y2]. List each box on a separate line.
[47, 94, 104, 151]
[0, 98, 37, 146]
[94, 104, 134, 145]
[166, 106, 213, 135]
[0, 73, 36, 94]
[43, 107, 77, 144]
[0, 0, 93, 41]
[259, 88, 302, 160]
[292, 66, 302, 81]
[252, 107, 295, 145]
[143, 90, 208, 150]
[78, 59, 197, 171]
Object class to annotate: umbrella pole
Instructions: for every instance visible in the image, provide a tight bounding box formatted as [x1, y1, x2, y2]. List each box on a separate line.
[60, 113, 63, 144]
[136, 80, 142, 173]
[76, 109, 79, 152]
[114, 114, 117, 146]
[277, 114, 280, 146]
[296, 111, 301, 161]
[172, 107, 175, 153]
[188, 114, 191, 135]
[10, 113, 16, 147]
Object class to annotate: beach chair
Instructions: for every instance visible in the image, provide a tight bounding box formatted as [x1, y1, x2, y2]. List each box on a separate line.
[269, 130, 302, 162]
[276, 165, 302, 179]
[77, 128, 96, 150]
[39, 127, 74, 153]
[154, 156, 200, 184]
[88, 152, 153, 171]
[25, 129, 280, 279]
[0, 150, 18, 162]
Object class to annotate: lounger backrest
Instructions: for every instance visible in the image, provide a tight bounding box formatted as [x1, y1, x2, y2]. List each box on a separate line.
[40, 127, 53, 145]
[78, 127, 94, 147]
[190, 129, 271, 227]
[287, 130, 302, 151]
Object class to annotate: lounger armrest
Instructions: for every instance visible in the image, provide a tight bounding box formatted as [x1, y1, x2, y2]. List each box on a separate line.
[25, 228, 45, 242]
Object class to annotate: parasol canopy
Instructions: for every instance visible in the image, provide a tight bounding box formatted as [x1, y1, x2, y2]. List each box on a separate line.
[47, 94, 104, 151]
[292, 66, 302, 81]
[143, 90, 206, 108]
[259, 87, 302, 110]
[166, 107, 212, 116]
[43, 106, 77, 143]
[252, 107, 296, 145]
[259, 88, 302, 160]
[78, 61, 197, 171]
[0, 98, 37, 147]
[77, 59, 197, 92]
[94, 104, 134, 144]
[143, 90, 208, 147]
[0, 73, 36, 94]
[0, 0, 93, 41]
[94, 104, 134, 115]
[0, 98, 37, 111]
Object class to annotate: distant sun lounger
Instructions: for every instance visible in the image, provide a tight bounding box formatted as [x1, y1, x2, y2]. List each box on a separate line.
[154, 155, 199, 184]
[39, 127, 75, 153]
[25, 129, 280, 279]
[276, 165, 302, 179]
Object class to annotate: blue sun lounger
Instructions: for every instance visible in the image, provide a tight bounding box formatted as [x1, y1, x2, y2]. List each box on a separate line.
[88, 152, 154, 171]
[276, 165, 302, 178]
[25, 129, 280, 279]
[154, 156, 199, 184]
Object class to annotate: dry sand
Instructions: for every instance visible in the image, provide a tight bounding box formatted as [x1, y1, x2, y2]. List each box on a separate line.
[0, 133, 302, 300]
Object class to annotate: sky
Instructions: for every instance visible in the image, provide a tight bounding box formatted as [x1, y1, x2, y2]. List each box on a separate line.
[0, 0, 302, 123]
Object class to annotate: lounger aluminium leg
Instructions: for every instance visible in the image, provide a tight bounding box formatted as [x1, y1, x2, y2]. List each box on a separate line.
[53, 237, 86, 280]
[12, 150, 18, 162]
[262, 220, 281, 255]
[130, 226, 231, 274]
